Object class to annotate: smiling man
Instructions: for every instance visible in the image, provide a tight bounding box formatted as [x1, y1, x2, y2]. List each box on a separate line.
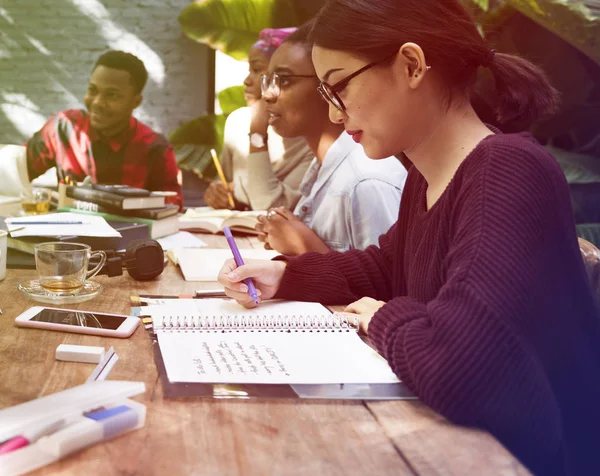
[25, 50, 182, 207]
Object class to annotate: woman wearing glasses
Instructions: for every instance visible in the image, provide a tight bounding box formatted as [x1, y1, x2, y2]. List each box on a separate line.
[204, 28, 314, 211]
[254, 24, 407, 255]
[219, 0, 600, 474]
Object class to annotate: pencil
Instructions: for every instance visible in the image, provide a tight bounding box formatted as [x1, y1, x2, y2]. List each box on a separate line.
[210, 148, 235, 208]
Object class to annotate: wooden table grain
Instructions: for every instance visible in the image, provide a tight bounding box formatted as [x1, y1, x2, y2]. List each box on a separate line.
[0, 234, 529, 475]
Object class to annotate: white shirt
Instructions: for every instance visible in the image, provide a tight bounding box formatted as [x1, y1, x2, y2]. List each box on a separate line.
[220, 107, 313, 210]
[294, 132, 407, 252]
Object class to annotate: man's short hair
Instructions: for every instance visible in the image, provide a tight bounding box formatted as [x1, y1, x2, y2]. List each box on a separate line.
[93, 50, 148, 93]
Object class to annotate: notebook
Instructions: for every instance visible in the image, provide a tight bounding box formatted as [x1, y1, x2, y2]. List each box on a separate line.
[178, 208, 264, 235]
[146, 299, 401, 386]
[169, 248, 278, 281]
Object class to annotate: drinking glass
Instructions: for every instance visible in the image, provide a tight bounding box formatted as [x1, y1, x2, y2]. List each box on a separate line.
[34, 242, 106, 294]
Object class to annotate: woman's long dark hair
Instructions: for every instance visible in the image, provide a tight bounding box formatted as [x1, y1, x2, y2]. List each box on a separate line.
[308, 0, 559, 129]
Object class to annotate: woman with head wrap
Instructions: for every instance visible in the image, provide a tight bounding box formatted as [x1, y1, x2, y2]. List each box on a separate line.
[203, 28, 314, 211]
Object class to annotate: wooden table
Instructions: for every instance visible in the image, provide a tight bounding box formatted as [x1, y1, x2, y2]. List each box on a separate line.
[0, 234, 530, 475]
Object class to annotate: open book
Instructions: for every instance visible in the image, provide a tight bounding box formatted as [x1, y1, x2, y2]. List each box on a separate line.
[178, 208, 264, 235]
[146, 299, 401, 387]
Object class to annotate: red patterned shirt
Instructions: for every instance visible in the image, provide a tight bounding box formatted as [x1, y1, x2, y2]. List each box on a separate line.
[26, 109, 182, 208]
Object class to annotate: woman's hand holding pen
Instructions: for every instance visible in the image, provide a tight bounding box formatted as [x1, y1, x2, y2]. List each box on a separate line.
[337, 297, 386, 335]
[256, 207, 330, 255]
[204, 181, 235, 210]
[217, 259, 287, 308]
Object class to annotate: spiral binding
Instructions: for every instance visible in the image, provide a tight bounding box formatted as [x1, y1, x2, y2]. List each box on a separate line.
[155, 313, 357, 332]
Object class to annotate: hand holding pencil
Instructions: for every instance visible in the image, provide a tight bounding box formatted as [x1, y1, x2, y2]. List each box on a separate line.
[210, 148, 235, 209]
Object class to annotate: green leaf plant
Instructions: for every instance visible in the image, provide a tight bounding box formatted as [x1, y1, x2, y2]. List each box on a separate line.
[169, 87, 236, 179]
[179, 0, 323, 60]
[173, 0, 325, 178]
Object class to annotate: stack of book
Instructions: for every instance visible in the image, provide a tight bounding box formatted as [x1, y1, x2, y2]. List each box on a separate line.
[2, 212, 147, 269]
[57, 185, 179, 239]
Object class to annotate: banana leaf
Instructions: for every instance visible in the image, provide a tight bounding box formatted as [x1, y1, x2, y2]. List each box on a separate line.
[168, 85, 247, 178]
[169, 114, 226, 149]
[503, 0, 600, 65]
[218, 85, 246, 115]
[179, 0, 322, 60]
[169, 113, 225, 179]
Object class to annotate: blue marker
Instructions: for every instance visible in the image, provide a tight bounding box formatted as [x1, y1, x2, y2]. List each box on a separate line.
[223, 226, 260, 304]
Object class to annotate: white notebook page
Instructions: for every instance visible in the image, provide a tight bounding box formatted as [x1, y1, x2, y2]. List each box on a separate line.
[151, 299, 400, 385]
[157, 331, 399, 384]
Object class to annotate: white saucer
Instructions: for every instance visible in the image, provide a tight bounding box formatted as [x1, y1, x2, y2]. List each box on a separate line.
[18, 280, 103, 304]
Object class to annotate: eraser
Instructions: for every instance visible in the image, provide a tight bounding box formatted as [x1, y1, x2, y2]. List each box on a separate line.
[55, 344, 105, 364]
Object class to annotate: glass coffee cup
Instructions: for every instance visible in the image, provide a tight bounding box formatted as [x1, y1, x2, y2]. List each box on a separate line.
[34, 242, 106, 294]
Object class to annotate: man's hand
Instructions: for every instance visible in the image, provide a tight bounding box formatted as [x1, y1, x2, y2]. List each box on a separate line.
[340, 297, 386, 335]
[255, 207, 330, 255]
[204, 181, 234, 210]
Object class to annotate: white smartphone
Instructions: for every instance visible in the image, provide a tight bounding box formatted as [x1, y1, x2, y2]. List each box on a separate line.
[15, 306, 140, 338]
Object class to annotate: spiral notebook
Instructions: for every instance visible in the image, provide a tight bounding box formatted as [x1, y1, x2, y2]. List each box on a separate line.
[142, 299, 414, 399]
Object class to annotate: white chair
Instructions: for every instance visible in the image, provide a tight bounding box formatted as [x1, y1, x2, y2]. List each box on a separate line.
[0, 144, 30, 196]
[0, 144, 30, 216]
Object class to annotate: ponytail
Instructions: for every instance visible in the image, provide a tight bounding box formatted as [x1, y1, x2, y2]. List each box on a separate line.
[487, 52, 560, 129]
[310, 0, 561, 131]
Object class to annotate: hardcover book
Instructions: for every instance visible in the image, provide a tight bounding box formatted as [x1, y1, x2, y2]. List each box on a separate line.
[66, 186, 165, 210]
[57, 207, 179, 239]
[67, 200, 179, 220]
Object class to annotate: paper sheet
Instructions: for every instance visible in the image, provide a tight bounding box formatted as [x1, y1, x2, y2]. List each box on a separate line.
[6, 212, 121, 238]
[157, 231, 208, 251]
[146, 298, 330, 319]
[174, 248, 279, 281]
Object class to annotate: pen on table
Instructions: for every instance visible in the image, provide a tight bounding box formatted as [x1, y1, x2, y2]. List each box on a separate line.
[130, 290, 226, 305]
[6, 221, 84, 225]
[210, 148, 235, 209]
[223, 226, 259, 304]
[0, 418, 65, 455]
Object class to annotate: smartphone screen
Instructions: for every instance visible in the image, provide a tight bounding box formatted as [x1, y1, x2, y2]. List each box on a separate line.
[30, 309, 127, 330]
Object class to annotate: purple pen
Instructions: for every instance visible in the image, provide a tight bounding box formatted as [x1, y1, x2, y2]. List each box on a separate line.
[223, 227, 260, 304]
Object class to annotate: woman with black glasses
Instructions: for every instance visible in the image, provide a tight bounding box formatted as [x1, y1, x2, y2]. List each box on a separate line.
[203, 27, 314, 211]
[254, 24, 407, 255]
[218, 1, 600, 474]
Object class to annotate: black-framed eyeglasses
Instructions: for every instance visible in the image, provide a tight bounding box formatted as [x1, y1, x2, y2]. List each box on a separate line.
[317, 52, 398, 112]
[260, 72, 317, 98]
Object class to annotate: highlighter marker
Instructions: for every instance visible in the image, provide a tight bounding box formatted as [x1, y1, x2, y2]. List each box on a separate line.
[223, 226, 260, 304]
[38, 405, 139, 458]
[0, 419, 64, 455]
